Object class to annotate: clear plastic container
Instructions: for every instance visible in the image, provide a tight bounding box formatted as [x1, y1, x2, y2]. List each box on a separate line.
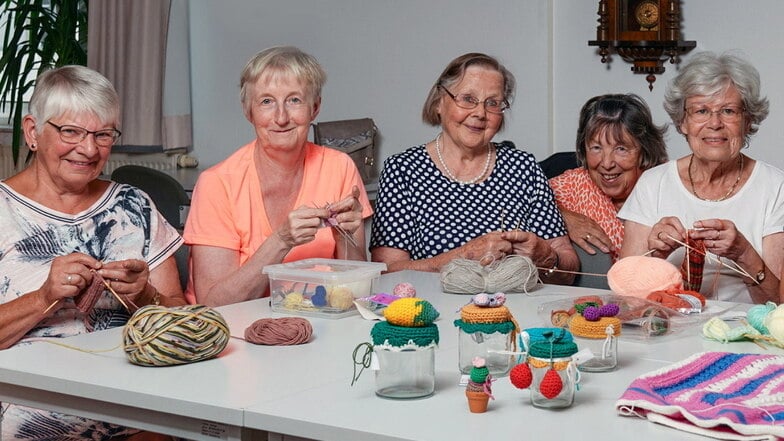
[574, 334, 618, 372]
[458, 329, 513, 377]
[374, 346, 435, 399]
[529, 356, 579, 409]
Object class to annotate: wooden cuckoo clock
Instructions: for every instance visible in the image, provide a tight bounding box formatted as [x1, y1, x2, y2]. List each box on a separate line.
[588, 0, 696, 90]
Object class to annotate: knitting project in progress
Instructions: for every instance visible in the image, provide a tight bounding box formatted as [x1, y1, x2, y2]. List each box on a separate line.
[616, 351, 784, 440]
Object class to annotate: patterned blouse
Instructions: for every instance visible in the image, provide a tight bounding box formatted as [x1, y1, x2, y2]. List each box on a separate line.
[370, 141, 566, 259]
[0, 180, 182, 440]
[548, 167, 623, 260]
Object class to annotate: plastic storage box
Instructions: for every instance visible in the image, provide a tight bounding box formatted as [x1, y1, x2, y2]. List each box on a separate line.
[263, 258, 387, 318]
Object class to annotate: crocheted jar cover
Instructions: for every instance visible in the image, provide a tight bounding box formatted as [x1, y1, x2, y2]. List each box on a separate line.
[460, 303, 512, 324]
[371, 321, 439, 348]
[453, 319, 515, 334]
[525, 327, 574, 344]
[569, 315, 622, 338]
[528, 339, 578, 359]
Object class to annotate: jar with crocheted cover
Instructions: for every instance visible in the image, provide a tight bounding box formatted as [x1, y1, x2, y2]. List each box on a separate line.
[454, 302, 519, 377]
[568, 305, 622, 372]
[371, 298, 440, 399]
[527, 338, 579, 409]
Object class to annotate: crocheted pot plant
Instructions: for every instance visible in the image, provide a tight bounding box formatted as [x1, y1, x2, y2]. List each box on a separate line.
[466, 357, 494, 413]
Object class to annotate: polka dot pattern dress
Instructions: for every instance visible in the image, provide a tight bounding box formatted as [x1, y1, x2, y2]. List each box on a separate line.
[370, 141, 566, 260]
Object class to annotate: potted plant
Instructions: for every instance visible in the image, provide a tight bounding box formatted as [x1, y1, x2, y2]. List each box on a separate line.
[0, 0, 87, 167]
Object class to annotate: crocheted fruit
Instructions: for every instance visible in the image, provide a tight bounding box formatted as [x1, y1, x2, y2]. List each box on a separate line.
[599, 303, 620, 317]
[582, 305, 601, 321]
[539, 368, 563, 399]
[384, 298, 440, 326]
[510, 363, 533, 389]
[311, 285, 327, 307]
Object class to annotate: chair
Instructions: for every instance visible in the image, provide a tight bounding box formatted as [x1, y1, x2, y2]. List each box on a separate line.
[572, 246, 612, 290]
[312, 118, 378, 184]
[110, 165, 191, 290]
[538, 151, 578, 179]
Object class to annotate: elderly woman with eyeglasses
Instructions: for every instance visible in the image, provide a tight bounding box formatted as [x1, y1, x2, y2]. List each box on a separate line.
[620, 52, 784, 304]
[370, 52, 577, 284]
[183, 46, 371, 307]
[0, 65, 185, 439]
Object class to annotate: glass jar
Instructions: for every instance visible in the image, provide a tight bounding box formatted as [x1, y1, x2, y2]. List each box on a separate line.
[569, 316, 621, 372]
[528, 355, 579, 409]
[374, 346, 435, 399]
[457, 329, 514, 377]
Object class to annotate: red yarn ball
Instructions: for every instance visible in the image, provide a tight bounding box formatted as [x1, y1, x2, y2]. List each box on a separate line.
[510, 363, 533, 389]
[539, 369, 563, 399]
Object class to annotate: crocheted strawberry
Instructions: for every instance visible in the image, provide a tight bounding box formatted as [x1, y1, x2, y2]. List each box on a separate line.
[539, 368, 563, 399]
[510, 362, 533, 389]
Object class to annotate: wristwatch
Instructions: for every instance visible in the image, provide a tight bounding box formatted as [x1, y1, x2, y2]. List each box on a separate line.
[755, 268, 766, 284]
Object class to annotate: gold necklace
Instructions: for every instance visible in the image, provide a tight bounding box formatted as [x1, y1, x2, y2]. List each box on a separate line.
[688, 154, 743, 202]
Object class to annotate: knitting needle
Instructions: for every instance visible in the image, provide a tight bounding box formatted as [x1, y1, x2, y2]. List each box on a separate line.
[315, 201, 359, 248]
[93, 271, 132, 311]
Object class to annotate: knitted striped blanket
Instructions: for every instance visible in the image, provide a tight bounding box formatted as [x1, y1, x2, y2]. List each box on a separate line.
[616, 352, 784, 440]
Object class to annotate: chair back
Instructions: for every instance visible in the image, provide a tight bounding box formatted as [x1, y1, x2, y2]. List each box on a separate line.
[110, 165, 190, 289]
[538, 152, 578, 179]
[572, 246, 612, 290]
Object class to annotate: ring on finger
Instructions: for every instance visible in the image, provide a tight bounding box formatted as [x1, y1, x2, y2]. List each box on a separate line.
[584, 234, 592, 241]
[66, 274, 73, 284]
[657, 231, 665, 240]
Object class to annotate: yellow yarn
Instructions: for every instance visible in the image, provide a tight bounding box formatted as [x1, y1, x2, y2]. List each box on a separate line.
[528, 357, 571, 371]
[765, 304, 784, 345]
[327, 286, 355, 310]
[383, 297, 439, 326]
[282, 292, 305, 308]
[569, 315, 621, 338]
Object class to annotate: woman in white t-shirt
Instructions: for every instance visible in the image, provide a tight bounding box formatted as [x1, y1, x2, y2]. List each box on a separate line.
[619, 51, 784, 304]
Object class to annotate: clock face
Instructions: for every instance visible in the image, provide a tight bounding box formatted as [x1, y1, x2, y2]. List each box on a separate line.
[634, 1, 660, 30]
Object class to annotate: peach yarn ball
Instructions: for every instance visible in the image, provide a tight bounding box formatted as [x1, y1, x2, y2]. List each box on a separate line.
[607, 256, 682, 298]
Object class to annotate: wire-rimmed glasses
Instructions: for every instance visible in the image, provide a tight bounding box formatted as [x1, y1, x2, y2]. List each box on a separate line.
[684, 105, 745, 124]
[47, 121, 122, 147]
[439, 85, 509, 114]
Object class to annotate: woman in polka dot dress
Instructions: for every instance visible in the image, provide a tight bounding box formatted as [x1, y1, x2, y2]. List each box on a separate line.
[549, 94, 668, 262]
[370, 53, 577, 285]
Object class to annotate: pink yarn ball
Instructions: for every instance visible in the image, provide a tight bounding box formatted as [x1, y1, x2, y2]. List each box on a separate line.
[392, 282, 417, 298]
[607, 256, 682, 298]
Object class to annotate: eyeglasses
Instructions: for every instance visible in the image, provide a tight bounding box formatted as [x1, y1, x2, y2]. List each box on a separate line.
[439, 85, 509, 114]
[47, 121, 121, 147]
[684, 105, 745, 124]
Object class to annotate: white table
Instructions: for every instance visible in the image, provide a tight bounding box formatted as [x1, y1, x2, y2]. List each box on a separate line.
[0, 271, 776, 441]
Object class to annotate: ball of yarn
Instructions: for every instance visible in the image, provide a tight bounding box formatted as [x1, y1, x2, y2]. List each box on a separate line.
[440, 256, 539, 294]
[764, 304, 784, 344]
[123, 304, 229, 367]
[607, 256, 682, 298]
[383, 298, 439, 326]
[392, 282, 417, 297]
[747, 302, 776, 334]
[245, 317, 313, 345]
[282, 292, 304, 308]
[327, 286, 355, 310]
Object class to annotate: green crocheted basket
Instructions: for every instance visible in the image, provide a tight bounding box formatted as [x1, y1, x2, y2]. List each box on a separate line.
[371, 321, 439, 349]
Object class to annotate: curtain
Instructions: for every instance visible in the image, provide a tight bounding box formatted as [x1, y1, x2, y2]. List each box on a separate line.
[87, 0, 192, 153]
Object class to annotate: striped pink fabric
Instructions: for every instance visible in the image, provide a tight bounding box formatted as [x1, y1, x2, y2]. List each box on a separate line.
[616, 352, 784, 440]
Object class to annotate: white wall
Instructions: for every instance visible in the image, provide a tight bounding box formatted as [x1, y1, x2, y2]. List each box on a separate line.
[189, 0, 551, 168]
[553, 0, 784, 168]
[189, 1, 784, 171]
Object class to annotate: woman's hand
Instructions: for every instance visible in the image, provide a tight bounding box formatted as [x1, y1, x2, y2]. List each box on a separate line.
[456, 231, 512, 265]
[327, 186, 363, 237]
[648, 216, 687, 258]
[39, 253, 102, 312]
[98, 259, 152, 306]
[501, 230, 556, 267]
[560, 209, 612, 255]
[275, 206, 327, 248]
[690, 219, 750, 262]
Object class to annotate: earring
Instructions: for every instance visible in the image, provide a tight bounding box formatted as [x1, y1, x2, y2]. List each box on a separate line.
[30, 143, 37, 151]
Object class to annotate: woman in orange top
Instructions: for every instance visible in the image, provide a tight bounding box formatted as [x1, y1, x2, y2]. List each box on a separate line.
[183, 46, 371, 306]
[549, 94, 667, 261]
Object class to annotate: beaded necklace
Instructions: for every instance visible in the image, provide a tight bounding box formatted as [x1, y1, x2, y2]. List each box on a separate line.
[434, 133, 493, 185]
[688, 154, 743, 202]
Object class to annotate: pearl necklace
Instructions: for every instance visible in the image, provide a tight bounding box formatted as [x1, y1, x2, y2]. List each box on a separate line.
[688, 153, 744, 202]
[434, 133, 493, 185]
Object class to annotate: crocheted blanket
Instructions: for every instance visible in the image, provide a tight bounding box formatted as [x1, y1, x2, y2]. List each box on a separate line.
[616, 352, 784, 440]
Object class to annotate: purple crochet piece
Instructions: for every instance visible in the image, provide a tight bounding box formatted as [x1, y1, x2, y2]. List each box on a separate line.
[599, 303, 620, 317]
[582, 306, 601, 321]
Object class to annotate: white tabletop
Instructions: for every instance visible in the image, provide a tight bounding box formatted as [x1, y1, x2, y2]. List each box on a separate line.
[0, 270, 776, 441]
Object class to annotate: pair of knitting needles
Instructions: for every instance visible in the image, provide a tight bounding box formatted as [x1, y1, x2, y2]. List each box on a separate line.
[315, 201, 359, 248]
[650, 233, 756, 283]
[43, 270, 130, 315]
